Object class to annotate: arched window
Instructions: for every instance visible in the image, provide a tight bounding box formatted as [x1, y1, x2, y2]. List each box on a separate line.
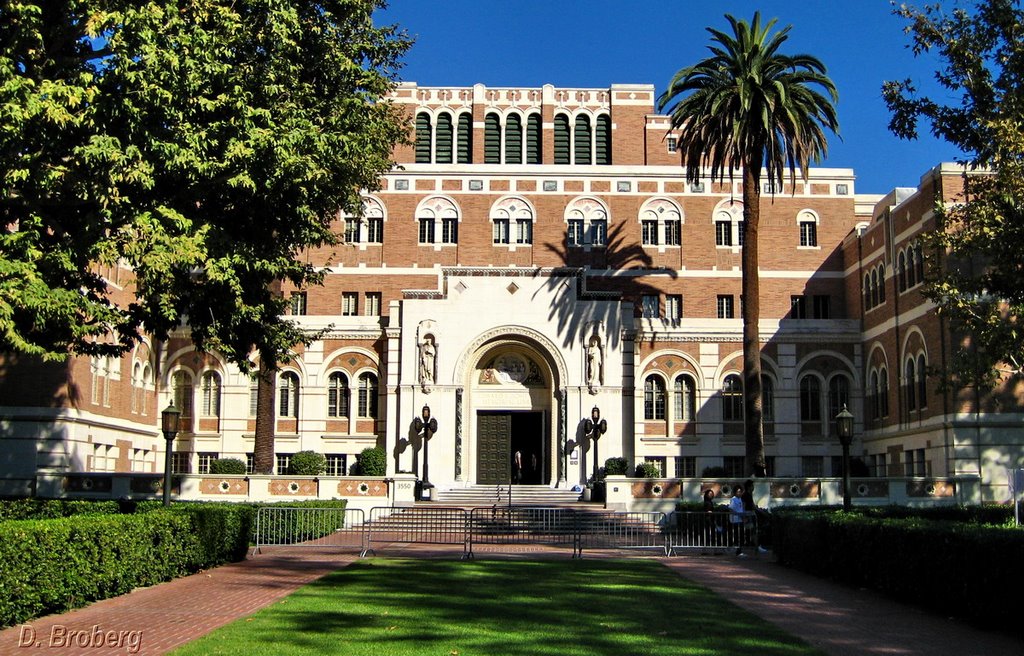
[141, 364, 152, 416]
[869, 369, 880, 420]
[415, 112, 432, 163]
[644, 375, 667, 420]
[172, 371, 194, 420]
[131, 362, 142, 414]
[762, 375, 775, 425]
[279, 372, 300, 418]
[553, 114, 570, 164]
[863, 273, 872, 310]
[327, 372, 350, 418]
[673, 374, 696, 422]
[827, 375, 850, 427]
[435, 112, 454, 164]
[484, 113, 501, 164]
[504, 114, 522, 164]
[898, 250, 908, 292]
[456, 113, 473, 164]
[798, 210, 818, 247]
[907, 247, 917, 288]
[358, 373, 379, 419]
[799, 376, 822, 422]
[574, 115, 592, 165]
[914, 243, 925, 283]
[877, 265, 886, 303]
[905, 358, 917, 412]
[526, 113, 542, 165]
[916, 353, 927, 409]
[595, 114, 611, 165]
[722, 374, 743, 422]
[870, 269, 880, 307]
[200, 372, 221, 417]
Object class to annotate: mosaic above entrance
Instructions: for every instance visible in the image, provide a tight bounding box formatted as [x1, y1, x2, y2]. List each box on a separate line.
[479, 354, 545, 387]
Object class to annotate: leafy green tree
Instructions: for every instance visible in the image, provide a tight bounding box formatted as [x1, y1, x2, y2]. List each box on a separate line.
[658, 13, 839, 476]
[1, 1, 411, 473]
[884, 0, 1024, 387]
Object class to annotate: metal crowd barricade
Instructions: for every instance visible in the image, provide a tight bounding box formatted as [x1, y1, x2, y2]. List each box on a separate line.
[365, 506, 470, 558]
[667, 510, 756, 555]
[468, 506, 580, 558]
[577, 511, 670, 556]
[252, 506, 366, 555]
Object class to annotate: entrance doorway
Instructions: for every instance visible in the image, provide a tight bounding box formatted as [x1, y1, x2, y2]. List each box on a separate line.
[476, 411, 546, 485]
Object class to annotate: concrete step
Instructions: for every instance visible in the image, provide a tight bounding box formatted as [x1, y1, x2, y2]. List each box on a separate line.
[433, 484, 582, 506]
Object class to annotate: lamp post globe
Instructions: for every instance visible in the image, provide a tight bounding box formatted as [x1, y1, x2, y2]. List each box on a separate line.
[834, 404, 855, 512]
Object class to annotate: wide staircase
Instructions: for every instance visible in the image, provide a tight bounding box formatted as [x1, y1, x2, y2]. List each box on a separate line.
[431, 484, 582, 507]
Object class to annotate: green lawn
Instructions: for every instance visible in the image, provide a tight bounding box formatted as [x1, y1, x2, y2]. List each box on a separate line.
[171, 558, 823, 656]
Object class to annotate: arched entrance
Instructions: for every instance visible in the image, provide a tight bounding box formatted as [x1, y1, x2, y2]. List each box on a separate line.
[461, 335, 563, 487]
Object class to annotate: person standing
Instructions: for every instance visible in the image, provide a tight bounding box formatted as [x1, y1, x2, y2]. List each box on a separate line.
[728, 485, 746, 555]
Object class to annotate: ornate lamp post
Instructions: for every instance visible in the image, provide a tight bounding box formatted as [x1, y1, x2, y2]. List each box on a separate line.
[413, 405, 438, 495]
[161, 402, 181, 507]
[583, 406, 607, 482]
[835, 404, 854, 512]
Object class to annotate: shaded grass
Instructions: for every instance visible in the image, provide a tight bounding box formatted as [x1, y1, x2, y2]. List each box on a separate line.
[171, 558, 823, 656]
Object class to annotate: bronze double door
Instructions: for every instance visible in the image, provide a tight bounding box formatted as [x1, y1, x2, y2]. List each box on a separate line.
[476, 411, 546, 485]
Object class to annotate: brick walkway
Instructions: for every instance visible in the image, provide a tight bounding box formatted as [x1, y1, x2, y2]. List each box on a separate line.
[1, 546, 1021, 656]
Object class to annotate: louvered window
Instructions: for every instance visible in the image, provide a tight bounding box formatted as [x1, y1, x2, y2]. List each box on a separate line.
[457, 113, 472, 163]
[574, 115, 591, 165]
[484, 113, 501, 164]
[553, 114, 570, 164]
[595, 114, 611, 165]
[505, 114, 522, 164]
[415, 112, 432, 163]
[526, 114, 542, 164]
[435, 112, 453, 164]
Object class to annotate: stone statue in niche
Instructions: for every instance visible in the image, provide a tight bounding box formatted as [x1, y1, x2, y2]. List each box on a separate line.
[586, 335, 603, 393]
[419, 335, 436, 391]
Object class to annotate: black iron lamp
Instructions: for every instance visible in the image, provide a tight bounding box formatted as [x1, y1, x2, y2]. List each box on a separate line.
[835, 404, 854, 512]
[161, 402, 181, 507]
[583, 406, 608, 482]
[412, 405, 438, 492]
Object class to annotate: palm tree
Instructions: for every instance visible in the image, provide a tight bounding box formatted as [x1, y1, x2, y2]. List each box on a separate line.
[658, 13, 839, 477]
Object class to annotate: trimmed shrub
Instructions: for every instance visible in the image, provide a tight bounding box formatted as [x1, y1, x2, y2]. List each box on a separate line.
[0, 499, 121, 521]
[772, 510, 1024, 632]
[289, 450, 327, 476]
[209, 458, 247, 475]
[635, 462, 661, 478]
[604, 457, 628, 476]
[354, 447, 386, 476]
[0, 503, 252, 627]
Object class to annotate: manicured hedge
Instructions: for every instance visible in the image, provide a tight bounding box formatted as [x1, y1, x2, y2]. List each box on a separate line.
[772, 511, 1024, 632]
[0, 503, 252, 627]
[0, 498, 122, 520]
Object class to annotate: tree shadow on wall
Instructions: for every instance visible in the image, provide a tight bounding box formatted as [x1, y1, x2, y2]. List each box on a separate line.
[538, 220, 677, 350]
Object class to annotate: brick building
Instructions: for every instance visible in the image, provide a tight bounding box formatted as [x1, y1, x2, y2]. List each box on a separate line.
[0, 84, 1018, 501]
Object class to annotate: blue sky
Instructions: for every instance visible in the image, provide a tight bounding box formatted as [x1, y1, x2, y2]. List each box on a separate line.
[378, 0, 964, 195]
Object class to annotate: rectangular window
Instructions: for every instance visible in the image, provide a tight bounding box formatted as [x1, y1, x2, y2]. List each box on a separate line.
[666, 137, 677, 153]
[442, 218, 458, 244]
[641, 295, 659, 319]
[567, 220, 584, 246]
[664, 220, 681, 246]
[365, 292, 382, 317]
[342, 292, 358, 316]
[365, 218, 383, 243]
[418, 218, 435, 244]
[290, 292, 307, 316]
[249, 379, 258, 417]
[737, 221, 746, 247]
[665, 295, 682, 321]
[813, 295, 831, 319]
[674, 456, 696, 478]
[493, 219, 510, 244]
[198, 452, 217, 475]
[276, 453, 293, 475]
[515, 219, 532, 244]
[717, 295, 734, 319]
[344, 220, 360, 243]
[764, 456, 776, 477]
[791, 295, 807, 319]
[715, 221, 732, 246]
[723, 456, 745, 478]
[325, 454, 348, 477]
[641, 220, 658, 245]
[645, 457, 667, 477]
[590, 220, 607, 246]
[799, 221, 818, 247]
[801, 456, 824, 478]
[170, 451, 190, 474]
[246, 453, 255, 474]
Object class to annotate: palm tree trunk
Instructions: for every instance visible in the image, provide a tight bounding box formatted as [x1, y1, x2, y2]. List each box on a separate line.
[252, 358, 276, 474]
[741, 164, 767, 478]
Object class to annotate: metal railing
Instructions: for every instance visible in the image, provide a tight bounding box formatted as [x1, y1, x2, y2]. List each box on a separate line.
[365, 506, 469, 558]
[252, 506, 366, 555]
[469, 506, 580, 557]
[578, 511, 670, 556]
[667, 511, 757, 555]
